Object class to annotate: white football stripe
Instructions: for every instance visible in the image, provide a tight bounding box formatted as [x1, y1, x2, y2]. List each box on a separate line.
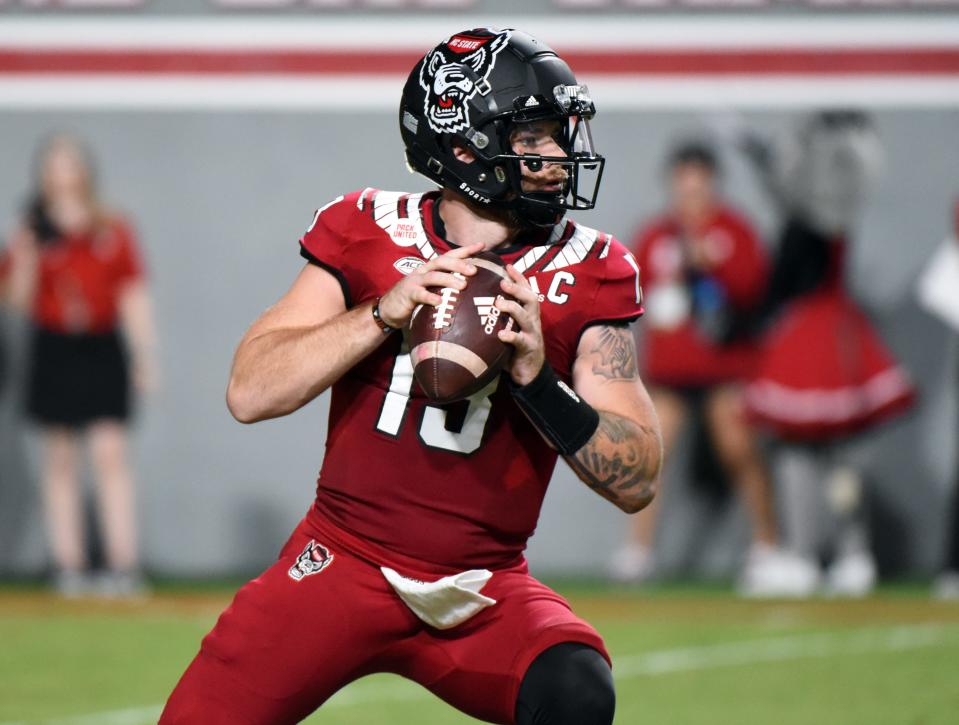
[470, 258, 509, 280]
[410, 341, 488, 379]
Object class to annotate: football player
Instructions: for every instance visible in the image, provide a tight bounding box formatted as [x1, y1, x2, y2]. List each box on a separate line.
[161, 28, 662, 725]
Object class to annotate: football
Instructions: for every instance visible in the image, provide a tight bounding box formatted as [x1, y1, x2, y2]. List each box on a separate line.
[408, 251, 515, 404]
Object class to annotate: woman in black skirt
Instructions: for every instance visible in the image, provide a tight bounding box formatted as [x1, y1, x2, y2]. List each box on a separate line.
[0, 134, 157, 596]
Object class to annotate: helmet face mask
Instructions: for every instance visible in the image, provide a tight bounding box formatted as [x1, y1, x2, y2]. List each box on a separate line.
[490, 100, 605, 226]
[400, 28, 606, 232]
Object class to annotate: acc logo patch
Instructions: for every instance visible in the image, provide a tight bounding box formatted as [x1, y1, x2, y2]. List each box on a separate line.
[419, 29, 511, 134]
[393, 256, 425, 275]
[288, 540, 334, 581]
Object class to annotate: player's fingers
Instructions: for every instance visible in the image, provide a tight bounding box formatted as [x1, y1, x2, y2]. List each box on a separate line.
[500, 277, 539, 306]
[497, 328, 521, 346]
[498, 328, 537, 354]
[411, 287, 443, 307]
[415, 270, 467, 291]
[448, 242, 485, 258]
[500, 267, 538, 304]
[424, 242, 484, 273]
[425, 256, 477, 277]
[495, 298, 536, 331]
[504, 264, 532, 288]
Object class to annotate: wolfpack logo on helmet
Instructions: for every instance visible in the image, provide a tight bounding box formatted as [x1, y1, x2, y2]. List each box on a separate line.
[418, 29, 510, 134]
[288, 540, 334, 581]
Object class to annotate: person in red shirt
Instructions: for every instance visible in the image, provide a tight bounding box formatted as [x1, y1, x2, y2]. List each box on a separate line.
[161, 28, 661, 725]
[609, 141, 817, 596]
[0, 134, 157, 597]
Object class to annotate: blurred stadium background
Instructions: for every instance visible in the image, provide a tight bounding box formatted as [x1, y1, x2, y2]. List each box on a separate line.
[1, 1, 958, 723]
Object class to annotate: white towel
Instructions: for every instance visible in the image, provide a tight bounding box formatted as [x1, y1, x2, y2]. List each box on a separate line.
[380, 566, 497, 630]
[917, 237, 959, 334]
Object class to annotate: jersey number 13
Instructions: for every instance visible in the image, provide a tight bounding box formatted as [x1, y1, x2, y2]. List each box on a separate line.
[375, 346, 499, 454]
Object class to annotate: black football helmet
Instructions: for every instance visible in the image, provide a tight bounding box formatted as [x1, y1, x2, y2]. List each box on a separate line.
[399, 28, 605, 228]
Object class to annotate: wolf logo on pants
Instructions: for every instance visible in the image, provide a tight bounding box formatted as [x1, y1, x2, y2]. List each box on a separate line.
[288, 540, 334, 581]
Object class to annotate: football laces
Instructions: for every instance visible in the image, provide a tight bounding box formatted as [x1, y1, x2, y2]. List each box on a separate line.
[432, 273, 464, 329]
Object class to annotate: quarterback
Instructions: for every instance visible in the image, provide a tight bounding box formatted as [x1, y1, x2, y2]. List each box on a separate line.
[161, 28, 662, 725]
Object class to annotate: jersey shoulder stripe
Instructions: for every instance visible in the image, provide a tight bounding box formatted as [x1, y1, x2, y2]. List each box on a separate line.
[545, 222, 598, 272]
[513, 220, 612, 276]
[350, 188, 438, 261]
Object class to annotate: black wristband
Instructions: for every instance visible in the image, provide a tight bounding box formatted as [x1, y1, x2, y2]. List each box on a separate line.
[510, 362, 600, 456]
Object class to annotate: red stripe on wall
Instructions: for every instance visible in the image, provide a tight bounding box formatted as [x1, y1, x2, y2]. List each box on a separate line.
[0, 49, 422, 74]
[570, 48, 959, 75]
[1, 48, 958, 75]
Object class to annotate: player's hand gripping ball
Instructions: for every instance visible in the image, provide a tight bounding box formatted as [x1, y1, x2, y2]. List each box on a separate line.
[409, 251, 516, 403]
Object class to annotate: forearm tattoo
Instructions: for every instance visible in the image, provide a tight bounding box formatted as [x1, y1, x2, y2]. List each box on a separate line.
[590, 325, 638, 381]
[566, 411, 661, 513]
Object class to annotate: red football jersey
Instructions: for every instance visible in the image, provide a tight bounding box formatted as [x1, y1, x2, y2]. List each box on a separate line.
[631, 206, 768, 386]
[0, 216, 143, 334]
[299, 189, 643, 569]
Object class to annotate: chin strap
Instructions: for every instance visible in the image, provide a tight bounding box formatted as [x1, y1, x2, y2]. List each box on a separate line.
[514, 197, 566, 228]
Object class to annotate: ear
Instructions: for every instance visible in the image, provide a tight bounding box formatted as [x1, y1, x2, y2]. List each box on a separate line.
[451, 139, 476, 164]
[426, 50, 444, 77]
[463, 48, 487, 75]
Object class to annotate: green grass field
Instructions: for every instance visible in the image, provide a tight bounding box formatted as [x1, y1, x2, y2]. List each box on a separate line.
[2, 582, 958, 725]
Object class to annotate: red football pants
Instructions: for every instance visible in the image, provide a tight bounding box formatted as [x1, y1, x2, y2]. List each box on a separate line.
[160, 513, 608, 725]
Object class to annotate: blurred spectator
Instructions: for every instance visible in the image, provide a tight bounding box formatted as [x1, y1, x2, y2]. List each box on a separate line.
[916, 200, 959, 600]
[0, 309, 6, 396]
[0, 134, 157, 597]
[610, 140, 814, 595]
[742, 111, 916, 596]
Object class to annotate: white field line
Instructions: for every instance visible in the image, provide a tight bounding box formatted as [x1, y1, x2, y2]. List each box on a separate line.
[3, 623, 957, 725]
[0, 705, 165, 725]
[613, 622, 959, 678]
